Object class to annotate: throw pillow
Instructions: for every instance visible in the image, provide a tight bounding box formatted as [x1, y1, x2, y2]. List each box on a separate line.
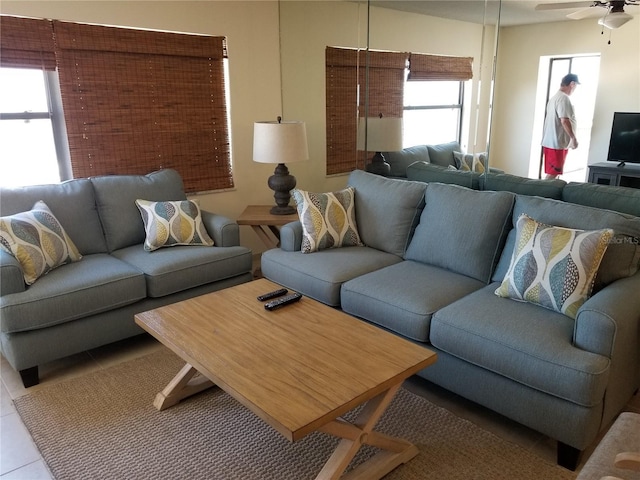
[495, 214, 613, 319]
[453, 151, 487, 173]
[0, 200, 82, 285]
[292, 187, 363, 253]
[135, 199, 214, 252]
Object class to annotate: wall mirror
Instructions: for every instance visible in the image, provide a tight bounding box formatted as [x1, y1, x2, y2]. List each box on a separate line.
[279, 0, 502, 191]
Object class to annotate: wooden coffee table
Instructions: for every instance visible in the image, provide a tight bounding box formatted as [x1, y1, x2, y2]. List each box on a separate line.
[135, 278, 437, 480]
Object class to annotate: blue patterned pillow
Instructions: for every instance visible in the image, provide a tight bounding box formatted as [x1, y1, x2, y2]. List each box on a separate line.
[0, 201, 82, 285]
[135, 199, 214, 252]
[495, 214, 613, 319]
[292, 187, 363, 253]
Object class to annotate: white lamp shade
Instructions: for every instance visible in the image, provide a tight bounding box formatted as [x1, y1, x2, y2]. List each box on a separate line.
[598, 12, 633, 29]
[357, 116, 404, 152]
[253, 121, 309, 164]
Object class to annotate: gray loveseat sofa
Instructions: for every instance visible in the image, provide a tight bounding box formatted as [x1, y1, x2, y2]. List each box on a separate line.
[0, 169, 253, 387]
[261, 169, 640, 470]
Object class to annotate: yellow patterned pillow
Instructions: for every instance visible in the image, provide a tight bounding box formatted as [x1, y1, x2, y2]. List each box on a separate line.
[453, 151, 487, 173]
[135, 199, 214, 252]
[292, 187, 363, 253]
[0, 201, 82, 285]
[495, 214, 613, 319]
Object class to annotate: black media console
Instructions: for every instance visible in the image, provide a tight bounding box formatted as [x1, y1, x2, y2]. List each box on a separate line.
[588, 162, 640, 190]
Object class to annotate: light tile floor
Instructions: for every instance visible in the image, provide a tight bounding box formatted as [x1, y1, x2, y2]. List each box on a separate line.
[2, 333, 639, 478]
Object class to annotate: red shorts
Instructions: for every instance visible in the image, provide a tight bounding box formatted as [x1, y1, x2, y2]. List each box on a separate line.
[543, 147, 568, 175]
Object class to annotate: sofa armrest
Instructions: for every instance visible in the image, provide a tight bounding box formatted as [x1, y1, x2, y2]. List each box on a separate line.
[574, 271, 640, 357]
[201, 211, 240, 247]
[0, 250, 26, 296]
[279, 221, 303, 252]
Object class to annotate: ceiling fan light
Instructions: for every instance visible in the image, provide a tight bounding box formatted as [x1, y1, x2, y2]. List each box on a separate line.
[598, 11, 633, 29]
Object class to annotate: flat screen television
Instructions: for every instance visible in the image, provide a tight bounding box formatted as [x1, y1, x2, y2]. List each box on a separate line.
[607, 112, 640, 166]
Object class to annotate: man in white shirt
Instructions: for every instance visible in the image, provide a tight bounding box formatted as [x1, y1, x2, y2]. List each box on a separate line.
[541, 73, 580, 179]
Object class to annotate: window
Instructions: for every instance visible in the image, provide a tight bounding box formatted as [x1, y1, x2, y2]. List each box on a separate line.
[0, 16, 232, 193]
[0, 68, 66, 187]
[402, 80, 464, 148]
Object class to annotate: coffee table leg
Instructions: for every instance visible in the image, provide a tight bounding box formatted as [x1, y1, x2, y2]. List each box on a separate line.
[153, 363, 215, 411]
[316, 383, 418, 480]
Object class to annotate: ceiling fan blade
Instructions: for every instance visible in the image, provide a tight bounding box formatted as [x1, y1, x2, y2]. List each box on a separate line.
[567, 5, 608, 18]
[535, 1, 595, 11]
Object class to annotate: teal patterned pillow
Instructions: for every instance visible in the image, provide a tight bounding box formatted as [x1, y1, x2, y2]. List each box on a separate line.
[292, 187, 363, 253]
[495, 214, 613, 319]
[0, 201, 82, 285]
[135, 199, 214, 252]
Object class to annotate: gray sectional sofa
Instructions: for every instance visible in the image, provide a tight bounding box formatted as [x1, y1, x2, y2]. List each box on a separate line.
[262, 169, 640, 470]
[381, 140, 503, 179]
[0, 169, 253, 387]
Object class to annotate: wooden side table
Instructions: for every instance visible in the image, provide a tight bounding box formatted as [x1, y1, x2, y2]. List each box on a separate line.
[237, 205, 299, 250]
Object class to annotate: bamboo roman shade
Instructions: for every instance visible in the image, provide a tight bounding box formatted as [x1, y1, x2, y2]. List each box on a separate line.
[0, 16, 56, 70]
[53, 20, 231, 193]
[408, 53, 473, 81]
[325, 47, 407, 175]
[326, 47, 361, 175]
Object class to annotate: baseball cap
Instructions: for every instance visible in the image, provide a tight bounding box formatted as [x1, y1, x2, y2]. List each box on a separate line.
[562, 73, 581, 85]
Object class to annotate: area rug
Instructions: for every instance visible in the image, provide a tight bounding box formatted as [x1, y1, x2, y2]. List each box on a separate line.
[14, 348, 576, 480]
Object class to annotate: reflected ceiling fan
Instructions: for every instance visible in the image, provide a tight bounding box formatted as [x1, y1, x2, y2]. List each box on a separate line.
[536, 0, 639, 29]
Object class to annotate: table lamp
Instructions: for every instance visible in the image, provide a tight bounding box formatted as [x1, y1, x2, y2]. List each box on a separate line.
[357, 114, 403, 176]
[253, 117, 309, 215]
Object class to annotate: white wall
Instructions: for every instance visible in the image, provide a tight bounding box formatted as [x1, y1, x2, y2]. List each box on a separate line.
[490, 16, 640, 177]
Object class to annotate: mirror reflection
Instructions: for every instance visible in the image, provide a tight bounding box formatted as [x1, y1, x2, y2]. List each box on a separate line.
[281, 0, 638, 190]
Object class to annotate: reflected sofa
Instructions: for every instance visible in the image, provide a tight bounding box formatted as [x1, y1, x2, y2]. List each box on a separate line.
[261, 169, 640, 469]
[0, 169, 253, 387]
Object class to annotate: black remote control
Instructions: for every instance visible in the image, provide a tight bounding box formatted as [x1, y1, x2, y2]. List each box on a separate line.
[257, 288, 288, 302]
[264, 292, 302, 311]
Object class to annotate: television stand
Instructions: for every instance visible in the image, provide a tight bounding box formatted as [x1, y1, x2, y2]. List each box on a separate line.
[588, 162, 640, 189]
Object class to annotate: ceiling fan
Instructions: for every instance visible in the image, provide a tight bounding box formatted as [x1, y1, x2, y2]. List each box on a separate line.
[535, 0, 639, 29]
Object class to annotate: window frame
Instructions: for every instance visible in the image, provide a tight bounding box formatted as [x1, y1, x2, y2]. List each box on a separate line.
[0, 15, 233, 193]
[402, 80, 465, 147]
[0, 67, 71, 186]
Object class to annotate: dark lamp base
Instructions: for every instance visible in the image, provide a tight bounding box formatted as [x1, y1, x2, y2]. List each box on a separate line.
[270, 205, 296, 215]
[365, 152, 391, 176]
[268, 163, 297, 215]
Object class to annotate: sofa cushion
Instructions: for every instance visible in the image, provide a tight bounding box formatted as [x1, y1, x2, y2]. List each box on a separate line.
[563, 181, 640, 218]
[91, 169, 187, 252]
[111, 244, 252, 298]
[430, 284, 611, 407]
[495, 214, 613, 319]
[0, 178, 106, 254]
[347, 170, 426, 257]
[341, 261, 484, 342]
[261, 246, 402, 307]
[492, 195, 640, 292]
[480, 172, 566, 199]
[291, 187, 363, 253]
[382, 145, 430, 177]
[135, 199, 214, 252]
[405, 183, 514, 283]
[0, 201, 82, 285]
[406, 161, 482, 189]
[453, 151, 486, 173]
[0, 254, 146, 333]
[426, 141, 461, 167]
